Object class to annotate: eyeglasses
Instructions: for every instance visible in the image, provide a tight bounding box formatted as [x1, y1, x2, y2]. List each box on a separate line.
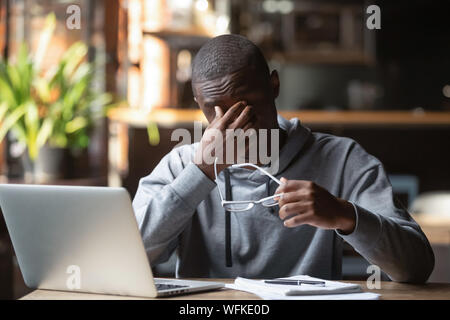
[214, 158, 284, 212]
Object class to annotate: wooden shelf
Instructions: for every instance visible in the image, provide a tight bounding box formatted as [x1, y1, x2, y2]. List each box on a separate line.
[0, 176, 108, 186]
[413, 214, 450, 245]
[108, 108, 206, 127]
[143, 28, 211, 39]
[108, 108, 450, 128]
[280, 110, 450, 127]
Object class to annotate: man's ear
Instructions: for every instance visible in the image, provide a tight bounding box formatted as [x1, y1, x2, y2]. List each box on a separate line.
[194, 96, 198, 103]
[270, 70, 280, 99]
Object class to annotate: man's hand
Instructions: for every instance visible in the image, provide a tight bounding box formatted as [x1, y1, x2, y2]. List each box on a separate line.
[275, 178, 356, 234]
[194, 100, 255, 180]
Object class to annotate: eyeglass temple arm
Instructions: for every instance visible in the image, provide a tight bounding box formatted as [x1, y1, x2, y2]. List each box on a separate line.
[214, 157, 225, 202]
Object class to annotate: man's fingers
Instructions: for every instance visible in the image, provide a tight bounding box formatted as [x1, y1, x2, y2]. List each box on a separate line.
[277, 190, 314, 208]
[214, 106, 224, 119]
[283, 213, 311, 228]
[229, 105, 255, 130]
[241, 121, 255, 132]
[275, 179, 314, 194]
[220, 101, 247, 125]
[278, 201, 312, 220]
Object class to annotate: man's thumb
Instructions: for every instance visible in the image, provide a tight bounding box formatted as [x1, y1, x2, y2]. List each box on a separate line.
[214, 106, 223, 118]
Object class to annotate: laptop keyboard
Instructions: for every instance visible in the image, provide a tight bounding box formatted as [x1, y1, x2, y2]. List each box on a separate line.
[156, 283, 189, 291]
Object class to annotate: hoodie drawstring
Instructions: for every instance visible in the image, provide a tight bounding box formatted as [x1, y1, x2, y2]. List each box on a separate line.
[224, 170, 276, 267]
[266, 177, 275, 214]
[224, 168, 233, 267]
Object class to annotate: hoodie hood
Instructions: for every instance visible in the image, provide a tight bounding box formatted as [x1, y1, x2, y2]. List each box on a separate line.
[229, 115, 312, 182]
[274, 115, 312, 175]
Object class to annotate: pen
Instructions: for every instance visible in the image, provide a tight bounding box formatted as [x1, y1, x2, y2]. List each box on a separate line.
[264, 279, 326, 286]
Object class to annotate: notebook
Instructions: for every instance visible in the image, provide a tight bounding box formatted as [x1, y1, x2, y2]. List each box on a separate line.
[226, 275, 380, 300]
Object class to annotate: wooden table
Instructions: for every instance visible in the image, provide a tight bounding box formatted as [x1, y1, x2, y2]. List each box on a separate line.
[21, 279, 450, 300]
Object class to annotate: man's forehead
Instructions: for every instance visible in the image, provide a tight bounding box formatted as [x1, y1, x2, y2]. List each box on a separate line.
[193, 69, 262, 107]
[195, 70, 248, 94]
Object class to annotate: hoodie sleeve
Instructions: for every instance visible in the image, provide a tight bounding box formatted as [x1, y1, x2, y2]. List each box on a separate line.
[336, 142, 435, 283]
[132, 146, 217, 265]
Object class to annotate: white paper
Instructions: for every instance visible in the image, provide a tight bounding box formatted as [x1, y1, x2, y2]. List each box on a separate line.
[225, 275, 380, 300]
[226, 283, 380, 300]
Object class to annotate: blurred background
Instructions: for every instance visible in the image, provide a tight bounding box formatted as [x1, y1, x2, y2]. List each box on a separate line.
[1, 0, 450, 299]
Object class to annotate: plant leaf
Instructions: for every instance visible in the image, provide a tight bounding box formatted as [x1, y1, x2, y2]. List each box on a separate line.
[36, 117, 53, 149]
[6, 64, 21, 93]
[0, 76, 17, 107]
[0, 101, 8, 123]
[24, 102, 39, 160]
[34, 77, 51, 103]
[34, 13, 56, 71]
[147, 122, 160, 146]
[65, 116, 87, 134]
[0, 104, 27, 142]
[62, 42, 88, 79]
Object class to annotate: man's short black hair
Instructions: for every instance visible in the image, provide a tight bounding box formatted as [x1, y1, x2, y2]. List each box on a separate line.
[191, 34, 270, 84]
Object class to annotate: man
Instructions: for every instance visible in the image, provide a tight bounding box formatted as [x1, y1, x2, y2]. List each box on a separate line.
[133, 34, 434, 282]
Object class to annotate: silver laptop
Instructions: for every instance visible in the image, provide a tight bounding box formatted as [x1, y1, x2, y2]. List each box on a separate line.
[0, 184, 224, 298]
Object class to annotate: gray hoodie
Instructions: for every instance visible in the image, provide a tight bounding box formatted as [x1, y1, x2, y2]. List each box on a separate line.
[132, 116, 434, 282]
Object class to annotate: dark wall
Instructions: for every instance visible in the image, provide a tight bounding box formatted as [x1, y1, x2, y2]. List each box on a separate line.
[376, 0, 450, 110]
[316, 126, 450, 193]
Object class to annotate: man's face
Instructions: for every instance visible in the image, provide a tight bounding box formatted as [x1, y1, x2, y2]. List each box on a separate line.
[192, 68, 280, 130]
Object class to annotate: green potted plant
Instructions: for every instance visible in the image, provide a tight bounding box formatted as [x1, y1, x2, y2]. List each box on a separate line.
[0, 13, 116, 182]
